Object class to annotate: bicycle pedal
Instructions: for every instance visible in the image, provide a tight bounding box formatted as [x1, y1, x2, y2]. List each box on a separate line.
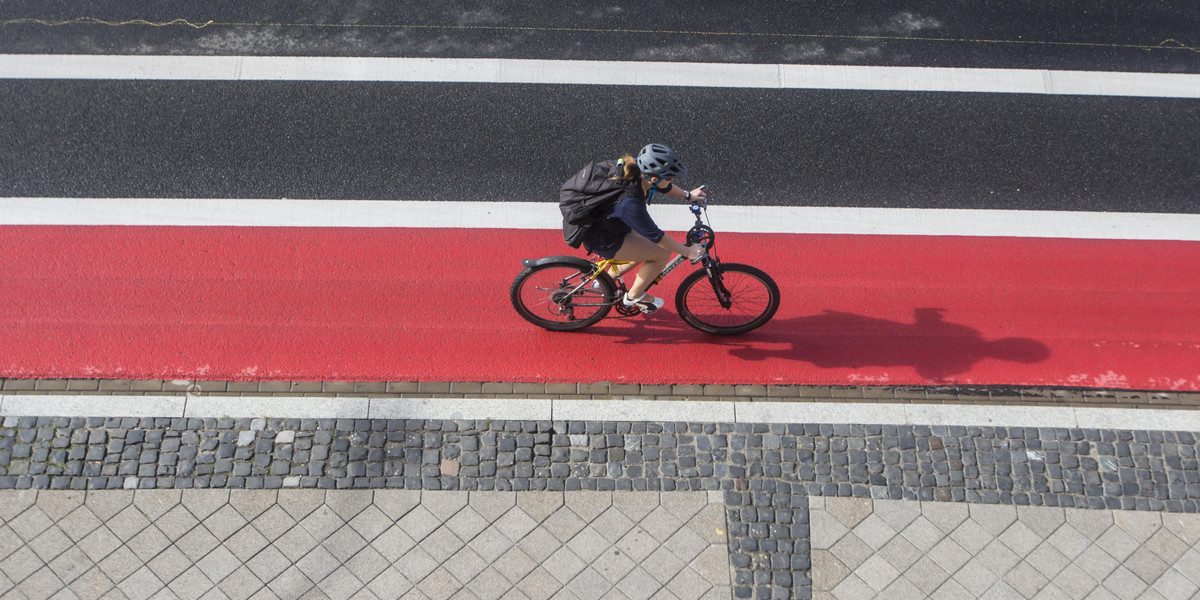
[623, 293, 664, 314]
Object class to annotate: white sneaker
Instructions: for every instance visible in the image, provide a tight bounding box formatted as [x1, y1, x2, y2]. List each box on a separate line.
[623, 292, 664, 314]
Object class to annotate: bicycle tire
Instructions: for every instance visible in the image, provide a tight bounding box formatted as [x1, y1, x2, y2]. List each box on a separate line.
[511, 262, 615, 331]
[675, 263, 780, 335]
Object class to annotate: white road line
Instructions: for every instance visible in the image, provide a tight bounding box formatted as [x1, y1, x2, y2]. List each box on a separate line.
[3, 55, 1200, 98]
[2, 395, 1198, 432]
[3, 197, 1199, 241]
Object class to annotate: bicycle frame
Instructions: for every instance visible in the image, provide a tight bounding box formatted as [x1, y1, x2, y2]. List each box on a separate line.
[591, 255, 686, 289]
[583, 198, 729, 308]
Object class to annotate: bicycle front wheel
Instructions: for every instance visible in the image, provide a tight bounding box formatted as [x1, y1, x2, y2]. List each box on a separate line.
[511, 262, 615, 331]
[675, 263, 780, 335]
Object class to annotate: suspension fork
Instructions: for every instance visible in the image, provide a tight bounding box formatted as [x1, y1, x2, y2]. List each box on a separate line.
[704, 257, 733, 309]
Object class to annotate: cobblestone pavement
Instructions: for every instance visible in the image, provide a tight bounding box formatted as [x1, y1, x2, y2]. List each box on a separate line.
[0, 409, 1197, 599]
[811, 497, 1200, 599]
[0, 489, 731, 600]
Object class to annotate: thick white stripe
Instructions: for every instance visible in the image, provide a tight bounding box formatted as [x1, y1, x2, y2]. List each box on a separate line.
[3, 197, 1199, 241]
[2, 395, 1198, 432]
[3, 54, 1199, 98]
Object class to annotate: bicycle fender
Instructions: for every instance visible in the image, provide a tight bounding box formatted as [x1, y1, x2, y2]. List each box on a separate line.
[521, 255, 596, 270]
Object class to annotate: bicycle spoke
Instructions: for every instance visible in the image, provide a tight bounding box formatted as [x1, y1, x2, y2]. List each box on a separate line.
[677, 264, 780, 333]
[514, 265, 613, 327]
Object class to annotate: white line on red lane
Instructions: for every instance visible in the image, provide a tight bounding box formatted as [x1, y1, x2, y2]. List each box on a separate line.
[3, 198, 1199, 241]
[3, 55, 1200, 98]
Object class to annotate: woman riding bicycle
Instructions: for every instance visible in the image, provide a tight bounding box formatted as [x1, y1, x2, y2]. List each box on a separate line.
[583, 144, 708, 314]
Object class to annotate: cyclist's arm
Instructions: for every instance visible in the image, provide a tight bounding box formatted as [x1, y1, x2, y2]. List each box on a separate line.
[658, 235, 692, 256]
[620, 198, 703, 260]
[660, 182, 708, 203]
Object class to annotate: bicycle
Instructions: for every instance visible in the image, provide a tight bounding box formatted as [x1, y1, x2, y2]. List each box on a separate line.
[510, 190, 780, 335]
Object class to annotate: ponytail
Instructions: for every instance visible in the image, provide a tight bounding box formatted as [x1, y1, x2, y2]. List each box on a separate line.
[612, 154, 640, 181]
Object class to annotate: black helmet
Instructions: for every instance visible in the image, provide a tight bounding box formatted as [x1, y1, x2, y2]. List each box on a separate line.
[635, 143, 687, 179]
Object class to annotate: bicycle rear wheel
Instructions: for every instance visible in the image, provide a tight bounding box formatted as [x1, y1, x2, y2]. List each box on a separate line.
[675, 263, 780, 335]
[511, 262, 615, 331]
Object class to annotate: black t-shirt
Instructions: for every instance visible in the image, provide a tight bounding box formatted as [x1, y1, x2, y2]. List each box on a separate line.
[584, 185, 669, 257]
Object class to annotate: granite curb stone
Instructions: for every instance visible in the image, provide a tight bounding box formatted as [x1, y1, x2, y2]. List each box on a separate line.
[4, 379, 1199, 409]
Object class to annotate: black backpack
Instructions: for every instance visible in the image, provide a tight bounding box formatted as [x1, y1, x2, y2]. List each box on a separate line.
[559, 160, 637, 248]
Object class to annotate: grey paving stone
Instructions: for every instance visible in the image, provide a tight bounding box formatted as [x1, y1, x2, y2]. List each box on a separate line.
[168, 565, 216, 600]
[176, 526, 221, 563]
[154, 504, 200, 542]
[639, 506, 686, 543]
[422, 527, 468, 564]
[215, 565, 264, 600]
[146, 544, 191, 584]
[195, 545, 241, 584]
[468, 526, 514, 564]
[293, 544, 339, 586]
[0, 546, 44, 586]
[814, 498, 1200, 600]
[391, 546, 438, 586]
[28, 524, 73, 564]
[249, 505, 295, 542]
[515, 491, 563, 523]
[494, 507, 539, 543]
[245, 544, 290, 583]
[66, 565, 117, 600]
[397, 505, 442, 542]
[298, 504, 345, 541]
[75, 526, 122, 565]
[494, 546, 540, 586]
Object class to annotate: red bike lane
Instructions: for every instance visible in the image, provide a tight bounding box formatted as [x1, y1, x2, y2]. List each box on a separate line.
[2, 225, 1198, 390]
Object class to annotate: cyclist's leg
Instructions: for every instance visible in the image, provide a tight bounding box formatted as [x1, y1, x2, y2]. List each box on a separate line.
[612, 232, 671, 299]
[612, 261, 639, 279]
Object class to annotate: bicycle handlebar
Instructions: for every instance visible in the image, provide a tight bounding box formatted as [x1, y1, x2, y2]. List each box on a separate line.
[690, 184, 709, 209]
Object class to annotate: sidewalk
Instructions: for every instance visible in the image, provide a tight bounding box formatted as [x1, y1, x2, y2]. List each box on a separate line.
[1, 488, 732, 600]
[0, 381, 1197, 599]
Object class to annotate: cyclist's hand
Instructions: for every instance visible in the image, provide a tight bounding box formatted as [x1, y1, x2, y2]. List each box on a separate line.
[689, 187, 708, 203]
[685, 244, 705, 262]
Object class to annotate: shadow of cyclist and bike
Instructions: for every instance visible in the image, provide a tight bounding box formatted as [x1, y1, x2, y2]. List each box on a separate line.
[589, 307, 1050, 383]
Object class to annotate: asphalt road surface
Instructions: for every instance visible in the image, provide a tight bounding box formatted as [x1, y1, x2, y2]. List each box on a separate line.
[2, 1, 1198, 72]
[3, 79, 1198, 213]
[3, 2, 1198, 212]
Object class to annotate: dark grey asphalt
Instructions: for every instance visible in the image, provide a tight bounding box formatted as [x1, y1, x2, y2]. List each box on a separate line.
[3, 80, 1198, 213]
[3, 3, 1198, 214]
[2, 1, 1198, 73]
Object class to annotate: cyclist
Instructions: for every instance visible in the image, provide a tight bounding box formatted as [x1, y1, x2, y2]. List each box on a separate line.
[583, 143, 708, 313]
